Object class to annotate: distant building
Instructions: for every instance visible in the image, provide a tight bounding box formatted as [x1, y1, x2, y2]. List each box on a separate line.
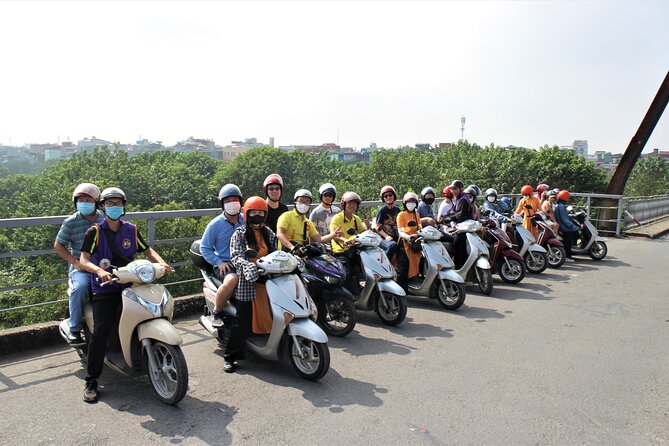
[572, 140, 588, 158]
[78, 137, 114, 151]
[415, 143, 432, 150]
[645, 148, 669, 161]
[219, 145, 250, 162]
[437, 142, 452, 149]
[127, 139, 165, 155]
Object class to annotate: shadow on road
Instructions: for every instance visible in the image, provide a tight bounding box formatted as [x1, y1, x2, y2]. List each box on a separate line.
[332, 330, 419, 356]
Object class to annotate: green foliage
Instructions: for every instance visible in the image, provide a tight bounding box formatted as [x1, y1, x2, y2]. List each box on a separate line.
[624, 156, 669, 197]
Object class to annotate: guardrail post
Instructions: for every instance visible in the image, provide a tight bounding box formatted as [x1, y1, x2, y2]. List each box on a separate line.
[148, 218, 156, 244]
[616, 197, 623, 236]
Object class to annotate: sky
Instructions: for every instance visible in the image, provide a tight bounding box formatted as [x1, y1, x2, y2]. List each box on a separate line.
[0, 0, 667, 154]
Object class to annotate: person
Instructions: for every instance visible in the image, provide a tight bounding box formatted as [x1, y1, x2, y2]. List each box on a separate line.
[79, 187, 172, 403]
[463, 185, 481, 220]
[309, 183, 341, 239]
[226, 196, 278, 372]
[374, 185, 400, 261]
[396, 192, 423, 291]
[541, 190, 560, 233]
[330, 191, 366, 296]
[536, 183, 550, 203]
[514, 185, 542, 239]
[500, 196, 513, 212]
[482, 188, 509, 217]
[442, 180, 471, 268]
[554, 190, 582, 263]
[54, 183, 104, 345]
[437, 186, 455, 224]
[417, 187, 437, 227]
[263, 174, 288, 234]
[200, 184, 245, 328]
[276, 189, 338, 252]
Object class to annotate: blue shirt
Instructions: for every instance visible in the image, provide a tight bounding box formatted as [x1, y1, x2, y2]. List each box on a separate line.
[56, 210, 105, 272]
[417, 201, 435, 225]
[200, 213, 245, 267]
[554, 200, 579, 232]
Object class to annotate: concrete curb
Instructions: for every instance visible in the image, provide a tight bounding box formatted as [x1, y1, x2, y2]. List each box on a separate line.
[0, 294, 204, 356]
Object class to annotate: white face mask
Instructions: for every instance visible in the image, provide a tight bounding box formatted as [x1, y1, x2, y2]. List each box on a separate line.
[487, 196, 496, 203]
[224, 201, 241, 215]
[295, 203, 310, 214]
[405, 202, 417, 212]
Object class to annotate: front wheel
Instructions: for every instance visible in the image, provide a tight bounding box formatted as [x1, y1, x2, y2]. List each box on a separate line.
[436, 280, 466, 310]
[547, 245, 566, 268]
[146, 341, 188, 405]
[319, 293, 357, 337]
[525, 251, 548, 274]
[375, 292, 408, 326]
[289, 337, 330, 381]
[588, 241, 607, 260]
[498, 257, 525, 284]
[476, 267, 493, 295]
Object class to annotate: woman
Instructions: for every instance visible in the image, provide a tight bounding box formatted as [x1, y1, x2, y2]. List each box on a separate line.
[396, 192, 423, 291]
[541, 190, 560, 233]
[227, 196, 278, 373]
[515, 184, 542, 239]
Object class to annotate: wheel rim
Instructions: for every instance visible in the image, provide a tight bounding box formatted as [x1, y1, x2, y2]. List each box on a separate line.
[378, 294, 400, 320]
[325, 299, 351, 331]
[501, 260, 522, 281]
[528, 253, 545, 270]
[591, 242, 605, 258]
[548, 246, 563, 264]
[149, 342, 179, 399]
[438, 281, 461, 305]
[291, 338, 321, 375]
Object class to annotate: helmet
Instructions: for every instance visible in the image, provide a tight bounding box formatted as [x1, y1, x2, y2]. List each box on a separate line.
[557, 190, 571, 201]
[485, 188, 497, 199]
[218, 184, 242, 203]
[243, 196, 268, 220]
[500, 196, 511, 207]
[520, 185, 533, 196]
[468, 185, 481, 196]
[547, 189, 558, 198]
[340, 191, 361, 209]
[420, 187, 436, 200]
[402, 192, 419, 204]
[450, 180, 464, 190]
[380, 185, 396, 199]
[100, 187, 126, 204]
[537, 183, 550, 194]
[552, 188, 560, 195]
[72, 183, 101, 205]
[263, 174, 284, 194]
[442, 186, 454, 199]
[318, 183, 336, 201]
[464, 185, 479, 197]
[293, 189, 313, 202]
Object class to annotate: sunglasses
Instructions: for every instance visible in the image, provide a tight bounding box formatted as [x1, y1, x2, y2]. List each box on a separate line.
[382, 194, 394, 199]
[322, 192, 334, 197]
[267, 186, 281, 192]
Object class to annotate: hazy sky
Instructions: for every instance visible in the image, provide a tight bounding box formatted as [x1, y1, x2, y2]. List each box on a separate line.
[1, 1, 667, 153]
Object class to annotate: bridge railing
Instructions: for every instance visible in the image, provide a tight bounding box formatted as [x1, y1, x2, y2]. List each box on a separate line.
[622, 195, 669, 228]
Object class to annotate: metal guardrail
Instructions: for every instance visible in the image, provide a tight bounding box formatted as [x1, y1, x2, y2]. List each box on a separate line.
[623, 195, 669, 228]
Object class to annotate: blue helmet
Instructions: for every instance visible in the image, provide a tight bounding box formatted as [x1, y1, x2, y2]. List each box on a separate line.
[218, 184, 242, 205]
[500, 196, 511, 207]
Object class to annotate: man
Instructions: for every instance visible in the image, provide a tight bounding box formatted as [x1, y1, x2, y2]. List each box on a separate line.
[554, 190, 582, 263]
[417, 187, 437, 227]
[263, 174, 288, 233]
[330, 191, 366, 296]
[276, 189, 338, 252]
[374, 185, 400, 261]
[309, 183, 341, 238]
[54, 183, 104, 345]
[79, 187, 172, 403]
[200, 184, 245, 328]
[443, 180, 471, 268]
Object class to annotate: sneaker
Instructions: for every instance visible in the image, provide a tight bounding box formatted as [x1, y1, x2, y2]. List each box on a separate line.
[223, 360, 236, 373]
[67, 331, 85, 346]
[211, 311, 224, 329]
[83, 380, 98, 403]
[564, 258, 575, 263]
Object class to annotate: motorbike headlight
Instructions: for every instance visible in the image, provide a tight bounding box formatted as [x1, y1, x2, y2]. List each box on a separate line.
[122, 288, 168, 316]
[132, 263, 156, 283]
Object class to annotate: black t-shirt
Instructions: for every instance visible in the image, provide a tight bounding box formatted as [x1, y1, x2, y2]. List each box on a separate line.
[265, 202, 288, 234]
[375, 206, 401, 240]
[81, 224, 149, 268]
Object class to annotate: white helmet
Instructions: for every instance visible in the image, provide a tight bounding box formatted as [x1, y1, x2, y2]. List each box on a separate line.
[485, 188, 498, 198]
[293, 189, 313, 202]
[100, 187, 126, 204]
[318, 183, 336, 201]
[402, 192, 419, 204]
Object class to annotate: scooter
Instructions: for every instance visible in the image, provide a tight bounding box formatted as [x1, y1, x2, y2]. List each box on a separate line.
[349, 230, 408, 326]
[191, 241, 330, 381]
[566, 206, 608, 260]
[480, 213, 526, 284]
[406, 226, 466, 310]
[441, 220, 494, 295]
[532, 213, 567, 268]
[506, 214, 549, 274]
[298, 243, 357, 337]
[59, 259, 188, 405]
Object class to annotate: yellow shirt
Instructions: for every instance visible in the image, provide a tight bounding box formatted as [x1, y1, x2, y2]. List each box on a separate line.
[330, 211, 364, 254]
[277, 209, 319, 246]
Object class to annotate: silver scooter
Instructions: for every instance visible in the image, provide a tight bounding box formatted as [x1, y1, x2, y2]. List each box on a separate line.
[441, 220, 494, 295]
[192, 243, 330, 381]
[407, 226, 466, 310]
[350, 230, 408, 326]
[566, 206, 608, 260]
[506, 214, 550, 274]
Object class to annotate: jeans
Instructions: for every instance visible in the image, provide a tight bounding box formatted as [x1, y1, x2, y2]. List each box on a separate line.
[379, 239, 398, 261]
[68, 270, 92, 333]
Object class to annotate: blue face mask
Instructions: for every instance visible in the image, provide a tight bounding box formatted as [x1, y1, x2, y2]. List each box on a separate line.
[76, 202, 95, 216]
[105, 206, 124, 221]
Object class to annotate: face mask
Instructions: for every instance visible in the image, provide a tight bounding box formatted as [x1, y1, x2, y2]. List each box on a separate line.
[224, 201, 241, 215]
[295, 203, 310, 214]
[249, 215, 265, 226]
[77, 202, 95, 216]
[405, 202, 417, 212]
[105, 206, 124, 221]
[424, 198, 434, 205]
[487, 196, 496, 203]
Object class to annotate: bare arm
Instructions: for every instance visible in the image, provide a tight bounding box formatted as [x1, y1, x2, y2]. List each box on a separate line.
[54, 240, 81, 271]
[144, 247, 174, 272]
[79, 251, 112, 283]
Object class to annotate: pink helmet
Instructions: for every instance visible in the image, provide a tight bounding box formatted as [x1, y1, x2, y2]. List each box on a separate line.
[402, 192, 419, 204]
[380, 185, 397, 199]
[263, 174, 284, 194]
[536, 183, 550, 194]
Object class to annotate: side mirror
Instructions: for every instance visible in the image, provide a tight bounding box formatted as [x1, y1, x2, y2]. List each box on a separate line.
[99, 258, 111, 270]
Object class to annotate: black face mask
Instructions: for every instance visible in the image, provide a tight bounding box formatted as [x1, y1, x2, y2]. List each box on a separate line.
[424, 198, 435, 205]
[407, 220, 418, 227]
[347, 228, 356, 236]
[249, 215, 265, 226]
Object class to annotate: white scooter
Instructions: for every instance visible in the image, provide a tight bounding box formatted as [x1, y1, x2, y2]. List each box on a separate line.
[407, 226, 467, 310]
[191, 242, 330, 381]
[441, 220, 494, 295]
[59, 259, 188, 405]
[349, 230, 408, 326]
[506, 214, 550, 274]
[567, 206, 608, 260]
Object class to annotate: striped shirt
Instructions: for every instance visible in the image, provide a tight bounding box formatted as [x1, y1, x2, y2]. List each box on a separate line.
[55, 210, 104, 272]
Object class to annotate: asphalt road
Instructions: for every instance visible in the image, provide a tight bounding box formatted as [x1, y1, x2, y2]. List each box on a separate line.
[1, 237, 668, 445]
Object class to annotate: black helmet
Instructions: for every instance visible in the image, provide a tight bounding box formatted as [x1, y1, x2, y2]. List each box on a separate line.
[450, 180, 464, 190]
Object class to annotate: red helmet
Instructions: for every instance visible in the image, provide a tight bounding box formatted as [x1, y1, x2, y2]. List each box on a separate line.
[442, 186, 454, 199]
[520, 185, 533, 196]
[380, 185, 396, 199]
[536, 183, 549, 194]
[263, 174, 284, 194]
[243, 196, 269, 220]
[557, 190, 571, 201]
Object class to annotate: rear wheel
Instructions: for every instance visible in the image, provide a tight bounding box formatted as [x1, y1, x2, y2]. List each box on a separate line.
[436, 280, 466, 310]
[588, 241, 607, 260]
[319, 293, 357, 337]
[525, 251, 548, 274]
[498, 258, 525, 284]
[146, 341, 188, 405]
[476, 267, 493, 295]
[375, 292, 407, 325]
[289, 337, 330, 381]
[547, 245, 566, 268]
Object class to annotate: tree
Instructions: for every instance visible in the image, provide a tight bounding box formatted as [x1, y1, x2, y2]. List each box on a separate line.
[624, 157, 669, 197]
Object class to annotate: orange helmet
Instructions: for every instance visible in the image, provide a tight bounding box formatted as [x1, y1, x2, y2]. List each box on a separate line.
[243, 196, 268, 220]
[520, 185, 533, 196]
[557, 190, 571, 201]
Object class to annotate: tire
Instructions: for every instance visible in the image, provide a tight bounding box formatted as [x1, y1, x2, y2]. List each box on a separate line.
[525, 251, 548, 274]
[375, 292, 408, 326]
[498, 257, 525, 284]
[588, 241, 607, 260]
[476, 267, 493, 295]
[146, 341, 189, 405]
[436, 280, 466, 310]
[289, 337, 330, 381]
[547, 245, 566, 268]
[320, 294, 357, 337]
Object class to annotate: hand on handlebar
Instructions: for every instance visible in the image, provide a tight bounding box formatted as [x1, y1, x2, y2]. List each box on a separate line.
[291, 244, 307, 256]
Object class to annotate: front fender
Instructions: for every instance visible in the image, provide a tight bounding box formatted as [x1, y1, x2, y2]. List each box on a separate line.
[438, 269, 465, 283]
[594, 235, 606, 242]
[502, 249, 524, 261]
[287, 318, 328, 344]
[377, 279, 407, 296]
[547, 238, 563, 247]
[528, 243, 548, 254]
[137, 318, 183, 346]
[475, 257, 491, 270]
